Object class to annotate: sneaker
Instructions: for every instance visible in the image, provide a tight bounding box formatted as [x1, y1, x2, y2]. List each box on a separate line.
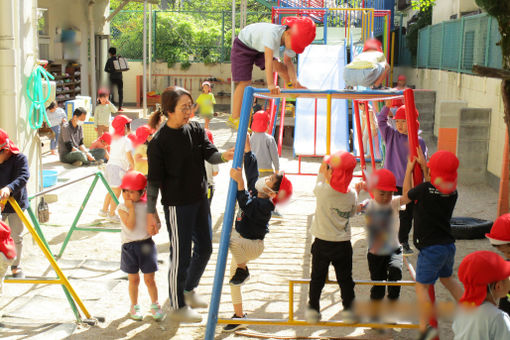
[168, 306, 202, 323]
[305, 307, 321, 324]
[229, 267, 250, 286]
[340, 309, 359, 324]
[223, 313, 248, 332]
[72, 160, 83, 167]
[108, 214, 120, 223]
[129, 304, 143, 321]
[226, 116, 239, 129]
[150, 303, 166, 321]
[118, 108, 124, 112]
[98, 209, 108, 218]
[402, 243, 414, 256]
[418, 326, 438, 340]
[184, 290, 208, 308]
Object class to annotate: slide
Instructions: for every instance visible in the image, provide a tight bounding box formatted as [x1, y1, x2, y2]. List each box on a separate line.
[293, 43, 349, 156]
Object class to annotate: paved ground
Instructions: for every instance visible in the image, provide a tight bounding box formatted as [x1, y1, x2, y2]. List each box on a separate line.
[0, 113, 499, 340]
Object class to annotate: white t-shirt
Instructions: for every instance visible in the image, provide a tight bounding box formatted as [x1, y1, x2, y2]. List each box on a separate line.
[238, 23, 296, 59]
[453, 301, 510, 340]
[363, 196, 404, 255]
[108, 135, 132, 170]
[118, 201, 151, 244]
[205, 161, 219, 186]
[311, 174, 357, 242]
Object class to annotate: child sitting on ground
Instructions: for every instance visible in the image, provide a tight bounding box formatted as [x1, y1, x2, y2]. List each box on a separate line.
[452, 251, 510, 339]
[359, 168, 414, 320]
[250, 110, 279, 178]
[101, 115, 134, 222]
[378, 102, 427, 255]
[228, 16, 316, 128]
[204, 129, 219, 206]
[343, 38, 389, 89]
[223, 137, 292, 332]
[306, 151, 359, 324]
[406, 149, 464, 340]
[94, 88, 117, 138]
[118, 171, 164, 321]
[132, 125, 153, 176]
[89, 132, 111, 162]
[195, 82, 216, 130]
[485, 213, 510, 314]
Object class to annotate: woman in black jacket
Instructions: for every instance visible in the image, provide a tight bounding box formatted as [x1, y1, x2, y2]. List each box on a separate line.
[146, 87, 233, 323]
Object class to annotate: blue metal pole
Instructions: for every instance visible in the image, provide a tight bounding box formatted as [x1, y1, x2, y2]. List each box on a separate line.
[204, 86, 254, 340]
[324, 11, 328, 44]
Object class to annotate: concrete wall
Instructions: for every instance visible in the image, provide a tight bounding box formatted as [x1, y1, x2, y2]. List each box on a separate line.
[432, 0, 479, 25]
[396, 66, 506, 179]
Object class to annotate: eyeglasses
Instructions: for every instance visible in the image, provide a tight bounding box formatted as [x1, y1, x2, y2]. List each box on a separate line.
[179, 104, 196, 113]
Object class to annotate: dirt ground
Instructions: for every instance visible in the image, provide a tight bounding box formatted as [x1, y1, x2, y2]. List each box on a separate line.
[0, 114, 499, 340]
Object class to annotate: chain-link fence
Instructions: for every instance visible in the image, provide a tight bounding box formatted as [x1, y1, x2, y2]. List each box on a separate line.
[417, 13, 503, 73]
[110, 10, 271, 64]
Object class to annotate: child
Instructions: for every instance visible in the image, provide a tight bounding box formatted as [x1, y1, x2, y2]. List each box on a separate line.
[89, 132, 111, 162]
[406, 149, 464, 340]
[195, 82, 216, 130]
[204, 129, 219, 206]
[0, 129, 29, 278]
[133, 125, 153, 176]
[250, 110, 279, 178]
[344, 38, 389, 89]
[94, 88, 117, 138]
[223, 137, 292, 332]
[378, 102, 427, 255]
[452, 251, 510, 339]
[101, 115, 134, 221]
[485, 213, 510, 314]
[306, 151, 358, 324]
[228, 16, 316, 128]
[0, 221, 16, 294]
[118, 170, 164, 321]
[46, 101, 67, 155]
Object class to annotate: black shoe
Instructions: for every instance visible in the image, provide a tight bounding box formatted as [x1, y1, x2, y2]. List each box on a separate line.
[418, 326, 438, 340]
[229, 267, 250, 286]
[402, 243, 414, 255]
[223, 313, 247, 332]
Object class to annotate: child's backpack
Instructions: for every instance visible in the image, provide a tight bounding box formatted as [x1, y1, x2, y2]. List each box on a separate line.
[113, 56, 129, 72]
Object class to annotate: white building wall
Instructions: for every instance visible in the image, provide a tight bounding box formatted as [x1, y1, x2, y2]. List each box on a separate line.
[432, 0, 479, 25]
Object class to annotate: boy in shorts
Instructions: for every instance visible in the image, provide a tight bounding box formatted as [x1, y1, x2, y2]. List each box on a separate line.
[228, 17, 316, 128]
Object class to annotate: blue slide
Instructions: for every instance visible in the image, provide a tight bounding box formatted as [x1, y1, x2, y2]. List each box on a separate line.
[293, 43, 349, 156]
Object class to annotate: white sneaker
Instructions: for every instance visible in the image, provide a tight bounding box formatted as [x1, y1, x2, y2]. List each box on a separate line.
[340, 309, 358, 324]
[168, 306, 202, 323]
[108, 214, 120, 223]
[184, 290, 208, 308]
[98, 209, 108, 217]
[305, 307, 321, 324]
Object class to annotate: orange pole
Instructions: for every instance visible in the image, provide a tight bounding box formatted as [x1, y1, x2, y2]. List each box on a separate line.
[498, 130, 510, 216]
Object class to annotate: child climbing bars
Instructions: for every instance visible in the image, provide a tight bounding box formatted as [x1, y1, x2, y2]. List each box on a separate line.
[228, 16, 316, 128]
[344, 38, 389, 89]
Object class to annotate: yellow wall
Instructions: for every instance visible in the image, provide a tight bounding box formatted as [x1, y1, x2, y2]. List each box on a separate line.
[399, 67, 505, 178]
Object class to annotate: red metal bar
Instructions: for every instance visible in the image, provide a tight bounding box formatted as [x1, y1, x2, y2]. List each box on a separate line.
[267, 72, 279, 134]
[298, 156, 302, 175]
[353, 100, 367, 181]
[363, 101, 376, 171]
[277, 98, 286, 156]
[403, 89, 423, 186]
[314, 98, 318, 156]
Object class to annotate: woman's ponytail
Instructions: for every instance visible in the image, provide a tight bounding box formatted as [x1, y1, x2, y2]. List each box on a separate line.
[148, 106, 164, 130]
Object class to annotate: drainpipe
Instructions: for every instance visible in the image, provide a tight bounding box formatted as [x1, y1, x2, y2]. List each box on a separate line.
[0, 0, 18, 136]
[89, 0, 97, 110]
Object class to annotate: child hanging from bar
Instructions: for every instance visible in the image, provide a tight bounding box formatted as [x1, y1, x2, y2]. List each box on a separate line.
[227, 16, 316, 129]
[223, 136, 292, 332]
[343, 38, 389, 89]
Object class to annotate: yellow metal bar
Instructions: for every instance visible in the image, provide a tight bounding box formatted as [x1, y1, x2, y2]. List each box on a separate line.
[288, 281, 294, 321]
[390, 31, 395, 86]
[326, 94, 332, 155]
[217, 318, 419, 329]
[7, 197, 92, 319]
[4, 278, 62, 284]
[289, 278, 416, 287]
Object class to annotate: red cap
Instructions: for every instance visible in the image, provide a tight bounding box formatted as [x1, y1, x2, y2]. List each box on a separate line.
[127, 133, 137, 145]
[251, 110, 270, 133]
[324, 151, 356, 193]
[273, 173, 293, 205]
[391, 98, 404, 108]
[398, 74, 407, 81]
[0, 221, 16, 260]
[120, 171, 147, 191]
[486, 214, 510, 245]
[362, 38, 382, 52]
[112, 114, 132, 136]
[134, 125, 153, 146]
[99, 132, 112, 145]
[205, 129, 214, 144]
[282, 16, 316, 54]
[0, 129, 20, 154]
[459, 251, 510, 306]
[98, 87, 109, 96]
[369, 169, 397, 192]
[393, 105, 407, 120]
[428, 150, 459, 194]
